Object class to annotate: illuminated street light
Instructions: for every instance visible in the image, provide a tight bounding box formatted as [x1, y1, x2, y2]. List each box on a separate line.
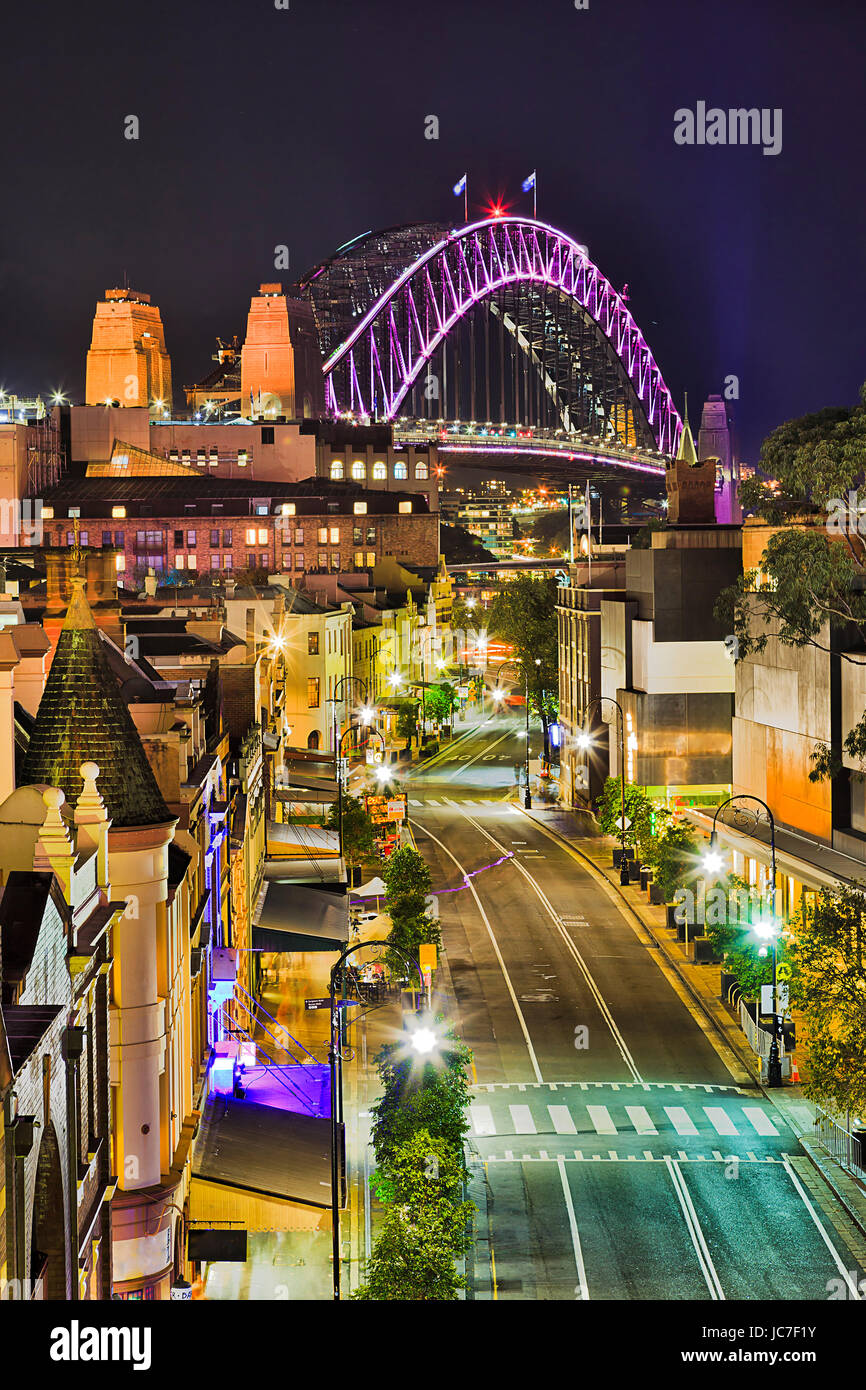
[410, 1026, 438, 1055]
[703, 847, 724, 875]
[375, 764, 392, 784]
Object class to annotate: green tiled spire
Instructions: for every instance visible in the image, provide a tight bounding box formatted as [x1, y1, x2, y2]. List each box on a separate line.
[20, 580, 173, 829]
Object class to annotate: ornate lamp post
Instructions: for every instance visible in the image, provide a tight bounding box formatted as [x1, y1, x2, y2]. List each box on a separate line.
[577, 694, 629, 885]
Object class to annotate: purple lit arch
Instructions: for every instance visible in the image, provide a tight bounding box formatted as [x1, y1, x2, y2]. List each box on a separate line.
[322, 216, 681, 456]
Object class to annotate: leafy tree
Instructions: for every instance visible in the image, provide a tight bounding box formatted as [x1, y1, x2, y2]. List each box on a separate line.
[647, 819, 699, 903]
[383, 844, 439, 972]
[351, 1200, 466, 1301]
[788, 885, 866, 1116]
[702, 875, 777, 1001]
[391, 697, 419, 746]
[424, 682, 457, 728]
[714, 384, 866, 780]
[370, 1129, 470, 1212]
[595, 777, 661, 860]
[487, 575, 558, 757]
[369, 1033, 473, 1172]
[326, 794, 378, 872]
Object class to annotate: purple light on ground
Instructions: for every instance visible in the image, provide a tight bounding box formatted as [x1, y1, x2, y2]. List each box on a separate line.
[240, 1063, 331, 1119]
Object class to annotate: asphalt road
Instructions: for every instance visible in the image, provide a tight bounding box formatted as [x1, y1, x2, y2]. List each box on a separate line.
[404, 708, 866, 1302]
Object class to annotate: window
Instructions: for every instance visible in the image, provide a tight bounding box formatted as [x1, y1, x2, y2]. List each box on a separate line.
[187, 530, 196, 547]
[366, 526, 376, 543]
[181, 450, 191, 466]
[188, 553, 197, 569]
[366, 551, 376, 567]
[330, 460, 344, 480]
[196, 450, 206, 468]
[353, 501, 367, 515]
[112, 505, 126, 519]
[317, 527, 328, 544]
[307, 729, 320, 750]
[115, 553, 125, 571]
[224, 553, 233, 570]
[247, 553, 256, 568]
[281, 503, 296, 516]
[354, 550, 364, 568]
[281, 530, 291, 548]
[329, 526, 339, 544]
[175, 554, 185, 569]
[372, 461, 387, 480]
[238, 450, 249, 467]
[318, 551, 327, 568]
[260, 553, 269, 568]
[308, 632, 319, 655]
[261, 426, 275, 444]
[330, 552, 340, 570]
[102, 531, 112, 546]
[295, 552, 304, 569]
[295, 527, 304, 545]
[223, 529, 232, 546]
[174, 530, 184, 547]
[209, 449, 219, 467]
[258, 528, 268, 546]
[327, 501, 339, 514]
[210, 530, 220, 547]
[246, 528, 257, 544]
[399, 501, 412, 514]
[211, 554, 220, 569]
[307, 677, 320, 708]
[351, 460, 365, 481]
[79, 531, 89, 546]
[393, 461, 407, 479]
[353, 526, 362, 544]
[169, 449, 179, 463]
[415, 460, 429, 479]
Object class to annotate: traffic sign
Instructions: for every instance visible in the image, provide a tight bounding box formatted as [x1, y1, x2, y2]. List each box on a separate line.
[615, 815, 632, 831]
[305, 998, 331, 1010]
[776, 961, 792, 981]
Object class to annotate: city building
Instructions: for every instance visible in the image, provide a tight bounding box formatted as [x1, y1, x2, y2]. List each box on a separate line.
[85, 289, 172, 411]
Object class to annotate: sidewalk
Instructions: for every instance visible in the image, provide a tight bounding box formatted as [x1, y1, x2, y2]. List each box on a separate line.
[515, 801, 866, 1249]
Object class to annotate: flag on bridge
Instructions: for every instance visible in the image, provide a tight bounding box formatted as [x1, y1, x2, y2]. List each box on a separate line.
[522, 170, 537, 216]
[453, 173, 468, 221]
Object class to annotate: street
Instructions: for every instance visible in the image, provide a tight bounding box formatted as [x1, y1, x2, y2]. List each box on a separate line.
[404, 710, 866, 1301]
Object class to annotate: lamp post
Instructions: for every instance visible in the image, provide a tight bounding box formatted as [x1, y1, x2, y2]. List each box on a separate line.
[494, 658, 529, 802]
[704, 795, 782, 1087]
[336, 723, 386, 867]
[578, 695, 629, 885]
[328, 940, 425, 1301]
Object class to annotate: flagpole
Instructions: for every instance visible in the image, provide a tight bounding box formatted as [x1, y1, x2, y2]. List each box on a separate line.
[533, 171, 537, 220]
[568, 483, 574, 564]
[465, 178, 468, 223]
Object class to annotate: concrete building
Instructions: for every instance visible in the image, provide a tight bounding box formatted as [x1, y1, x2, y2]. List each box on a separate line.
[85, 289, 172, 411]
[699, 394, 741, 526]
[239, 283, 323, 420]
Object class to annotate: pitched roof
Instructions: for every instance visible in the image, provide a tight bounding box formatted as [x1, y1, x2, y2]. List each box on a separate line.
[19, 580, 174, 829]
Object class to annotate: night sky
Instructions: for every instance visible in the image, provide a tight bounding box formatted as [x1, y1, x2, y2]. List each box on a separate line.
[1, 0, 863, 462]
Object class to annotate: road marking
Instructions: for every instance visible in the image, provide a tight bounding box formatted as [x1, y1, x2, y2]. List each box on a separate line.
[409, 799, 422, 807]
[665, 1157, 725, 1300]
[741, 1106, 779, 1136]
[510, 1104, 536, 1133]
[643, 1150, 655, 1160]
[549, 1105, 577, 1134]
[412, 818, 544, 1083]
[456, 806, 644, 1084]
[625, 1106, 658, 1135]
[665, 1107, 699, 1136]
[587, 1105, 617, 1135]
[557, 1155, 589, 1300]
[470, 1104, 496, 1136]
[444, 728, 515, 779]
[782, 1155, 863, 1298]
[704, 1106, 739, 1136]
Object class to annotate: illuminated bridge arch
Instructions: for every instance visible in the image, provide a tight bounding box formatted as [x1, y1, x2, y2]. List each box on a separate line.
[321, 216, 681, 456]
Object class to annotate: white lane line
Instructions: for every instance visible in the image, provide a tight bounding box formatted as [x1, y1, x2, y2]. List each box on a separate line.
[741, 1106, 779, 1137]
[557, 1155, 589, 1300]
[412, 819, 544, 1083]
[782, 1155, 863, 1298]
[444, 728, 515, 779]
[704, 1107, 739, 1137]
[456, 806, 644, 1085]
[625, 1105, 658, 1135]
[409, 800, 422, 807]
[587, 1105, 617, 1135]
[470, 1104, 496, 1136]
[665, 1157, 725, 1300]
[665, 1107, 699, 1136]
[509, 1104, 536, 1134]
[549, 1105, 577, 1135]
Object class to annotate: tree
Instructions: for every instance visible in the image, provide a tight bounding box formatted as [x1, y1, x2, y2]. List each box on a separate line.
[351, 1200, 466, 1301]
[702, 874, 777, 1001]
[788, 885, 866, 1116]
[488, 575, 558, 757]
[424, 682, 457, 728]
[647, 819, 699, 903]
[595, 777, 661, 860]
[715, 384, 866, 780]
[326, 794, 378, 872]
[369, 1033, 474, 1171]
[391, 697, 419, 746]
[383, 845, 439, 972]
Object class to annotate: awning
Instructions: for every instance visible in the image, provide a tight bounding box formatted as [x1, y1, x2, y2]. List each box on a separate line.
[191, 1094, 334, 1218]
[252, 879, 348, 953]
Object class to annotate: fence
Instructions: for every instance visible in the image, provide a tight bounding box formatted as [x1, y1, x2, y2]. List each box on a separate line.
[813, 1108, 866, 1181]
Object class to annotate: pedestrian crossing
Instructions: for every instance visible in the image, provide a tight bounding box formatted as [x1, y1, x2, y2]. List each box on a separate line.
[468, 1097, 783, 1141]
[410, 797, 508, 807]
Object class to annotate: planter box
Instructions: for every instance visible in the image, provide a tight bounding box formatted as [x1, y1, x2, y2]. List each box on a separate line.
[627, 859, 642, 883]
[665, 902, 680, 929]
[676, 920, 704, 943]
[648, 882, 665, 905]
[691, 937, 717, 964]
[612, 847, 635, 869]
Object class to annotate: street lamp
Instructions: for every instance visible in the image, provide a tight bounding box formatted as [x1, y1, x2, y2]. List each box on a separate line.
[578, 695, 629, 884]
[337, 722, 385, 862]
[328, 939, 424, 1301]
[705, 795, 781, 1087]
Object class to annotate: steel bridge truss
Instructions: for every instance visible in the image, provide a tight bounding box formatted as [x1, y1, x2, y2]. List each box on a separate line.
[322, 216, 681, 456]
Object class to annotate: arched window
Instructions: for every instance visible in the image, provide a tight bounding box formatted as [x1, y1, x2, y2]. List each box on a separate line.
[393, 460, 408, 480]
[330, 460, 344, 480]
[307, 729, 320, 750]
[372, 461, 387, 480]
[415, 460, 429, 479]
[351, 460, 366, 481]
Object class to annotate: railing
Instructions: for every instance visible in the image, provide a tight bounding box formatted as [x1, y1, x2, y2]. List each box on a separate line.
[739, 998, 772, 1058]
[813, 1108, 866, 1181]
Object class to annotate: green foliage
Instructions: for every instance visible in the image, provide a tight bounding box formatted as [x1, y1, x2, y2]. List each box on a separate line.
[351, 1200, 467, 1301]
[424, 682, 457, 726]
[326, 794, 378, 870]
[370, 1129, 468, 1210]
[383, 845, 439, 973]
[647, 819, 699, 903]
[632, 518, 668, 550]
[788, 885, 866, 1116]
[596, 777, 660, 859]
[701, 874, 786, 1002]
[369, 1032, 473, 1172]
[391, 696, 419, 744]
[488, 575, 558, 753]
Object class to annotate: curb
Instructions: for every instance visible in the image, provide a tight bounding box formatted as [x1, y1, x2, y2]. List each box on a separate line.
[798, 1139, 866, 1245]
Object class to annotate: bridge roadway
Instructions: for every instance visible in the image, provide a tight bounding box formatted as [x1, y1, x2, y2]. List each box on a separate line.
[405, 710, 866, 1301]
[394, 420, 666, 476]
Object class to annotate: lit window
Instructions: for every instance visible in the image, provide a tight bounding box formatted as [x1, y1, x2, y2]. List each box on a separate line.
[196, 450, 206, 467]
[188, 553, 197, 569]
[211, 554, 220, 569]
[372, 461, 387, 480]
[281, 503, 296, 516]
[308, 632, 319, 655]
[187, 530, 196, 547]
[224, 554, 233, 569]
[318, 527, 328, 544]
[330, 552, 340, 569]
[295, 528, 304, 544]
[307, 677, 320, 708]
[175, 554, 185, 569]
[112, 505, 126, 519]
[393, 461, 407, 479]
[354, 551, 364, 568]
[415, 460, 429, 479]
[258, 528, 268, 545]
[115, 553, 124, 571]
[366, 551, 375, 567]
[238, 450, 248, 467]
[399, 501, 412, 514]
[246, 528, 256, 545]
[318, 551, 327, 568]
[329, 526, 339, 544]
[351, 460, 365, 481]
[182, 451, 191, 466]
[353, 501, 367, 515]
[330, 460, 344, 480]
[295, 552, 304, 569]
[209, 449, 219, 467]
[42, 506, 54, 520]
